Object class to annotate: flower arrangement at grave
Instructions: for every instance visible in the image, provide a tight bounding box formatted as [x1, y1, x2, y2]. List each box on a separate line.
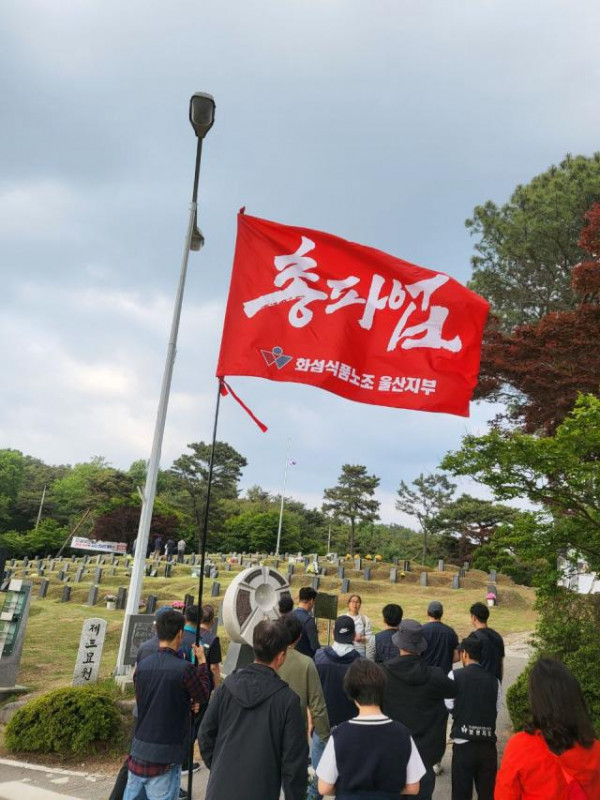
[171, 600, 185, 610]
[365, 554, 373, 560]
[375, 554, 383, 561]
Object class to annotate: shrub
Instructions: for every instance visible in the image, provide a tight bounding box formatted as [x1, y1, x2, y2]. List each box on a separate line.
[5, 684, 122, 755]
[507, 591, 600, 733]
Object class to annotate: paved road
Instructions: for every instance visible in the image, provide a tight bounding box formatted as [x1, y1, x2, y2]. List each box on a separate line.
[0, 637, 530, 800]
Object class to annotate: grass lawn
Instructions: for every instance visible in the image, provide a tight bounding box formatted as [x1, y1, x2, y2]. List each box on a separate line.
[13, 558, 537, 694]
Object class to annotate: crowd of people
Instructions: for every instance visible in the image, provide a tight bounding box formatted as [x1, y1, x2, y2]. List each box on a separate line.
[117, 588, 600, 800]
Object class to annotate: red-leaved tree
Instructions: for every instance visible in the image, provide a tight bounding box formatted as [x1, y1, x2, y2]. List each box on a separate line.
[475, 203, 600, 433]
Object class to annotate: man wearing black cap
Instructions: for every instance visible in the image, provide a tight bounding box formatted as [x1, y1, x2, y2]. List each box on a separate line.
[311, 616, 362, 800]
[445, 636, 500, 800]
[382, 619, 457, 800]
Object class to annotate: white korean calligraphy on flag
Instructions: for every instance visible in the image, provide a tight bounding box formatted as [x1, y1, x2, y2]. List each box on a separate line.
[217, 212, 489, 417]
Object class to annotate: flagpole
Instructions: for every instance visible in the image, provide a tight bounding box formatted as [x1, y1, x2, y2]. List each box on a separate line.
[187, 378, 222, 799]
[275, 437, 291, 556]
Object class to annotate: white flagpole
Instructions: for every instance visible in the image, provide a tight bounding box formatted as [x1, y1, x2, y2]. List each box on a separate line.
[275, 438, 291, 556]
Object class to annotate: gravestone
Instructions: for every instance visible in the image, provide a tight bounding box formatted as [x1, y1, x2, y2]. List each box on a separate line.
[452, 574, 460, 589]
[420, 571, 428, 586]
[489, 569, 497, 582]
[211, 581, 221, 597]
[210, 567, 219, 580]
[288, 564, 294, 575]
[61, 586, 71, 603]
[438, 560, 445, 572]
[94, 568, 102, 584]
[38, 579, 49, 598]
[312, 576, 320, 590]
[57, 569, 65, 582]
[146, 595, 157, 614]
[164, 563, 172, 578]
[87, 586, 99, 606]
[403, 560, 411, 571]
[363, 567, 372, 581]
[183, 594, 194, 610]
[273, 559, 279, 570]
[392, 557, 399, 565]
[71, 554, 76, 562]
[75, 567, 84, 583]
[225, 564, 231, 572]
[463, 561, 470, 571]
[72, 618, 107, 686]
[354, 557, 361, 571]
[149, 568, 158, 578]
[390, 567, 398, 583]
[23, 557, 29, 567]
[116, 587, 127, 610]
[36, 559, 43, 571]
[0, 580, 33, 690]
[303, 556, 310, 568]
[123, 614, 155, 666]
[110, 567, 116, 577]
[38, 567, 44, 578]
[459, 568, 466, 578]
[48, 560, 55, 572]
[338, 566, 345, 579]
[341, 578, 350, 593]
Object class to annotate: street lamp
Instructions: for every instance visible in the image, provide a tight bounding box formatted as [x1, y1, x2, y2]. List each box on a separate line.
[115, 93, 216, 674]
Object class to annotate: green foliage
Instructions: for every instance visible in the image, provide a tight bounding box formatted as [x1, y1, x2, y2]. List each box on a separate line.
[323, 465, 380, 555]
[5, 684, 123, 755]
[467, 153, 600, 330]
[0, 519, 68, 558]
[442, 395, 600, 576]
[506, 592, 600, 732]
[0, 449, 26, 530]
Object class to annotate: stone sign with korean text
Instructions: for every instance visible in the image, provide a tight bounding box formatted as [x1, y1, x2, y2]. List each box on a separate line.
[72, 618, 107, 687]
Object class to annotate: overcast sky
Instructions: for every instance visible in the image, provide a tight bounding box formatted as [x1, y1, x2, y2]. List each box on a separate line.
[1, 0, 599, 523]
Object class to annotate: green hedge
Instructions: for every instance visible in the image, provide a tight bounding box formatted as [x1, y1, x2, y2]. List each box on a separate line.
[507, 591, 600, 732]
[5, 684, 123, 755]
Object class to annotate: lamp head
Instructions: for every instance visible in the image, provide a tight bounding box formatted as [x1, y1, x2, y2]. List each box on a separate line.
[189, 93, 216, 139]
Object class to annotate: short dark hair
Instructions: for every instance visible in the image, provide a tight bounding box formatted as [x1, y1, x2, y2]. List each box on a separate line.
[185, 604, 199, 624]
[156, 609, 185, 642]
[201, 604, 215, 625]
[253, 620, 290, 663]
[344, 658, 387, 707]
[459, 635, 482, 662]
[382, 603, 403, 627]
[299, 587, 317, 602]
[280, 613, 303, 643]
[278, 595, 294, 614]
[470, 602, 490, 623]
[527, 658, 597, 753]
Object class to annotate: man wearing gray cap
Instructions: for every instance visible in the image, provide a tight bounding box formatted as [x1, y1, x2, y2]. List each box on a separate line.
[382, 619, 457, 800]
[422, 601, 459, 675]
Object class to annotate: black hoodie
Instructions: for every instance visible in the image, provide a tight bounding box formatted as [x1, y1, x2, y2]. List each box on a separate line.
[382, 655, 457, 767]
[199, 662, 307, 800]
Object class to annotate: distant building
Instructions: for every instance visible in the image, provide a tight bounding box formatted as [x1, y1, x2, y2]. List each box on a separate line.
[557, 554, 600, 594]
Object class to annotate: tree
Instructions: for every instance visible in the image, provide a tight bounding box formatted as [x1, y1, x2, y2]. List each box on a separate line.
[430, 494, 518, 565]
[474, 202, 600, 432]
[467, 153, 600, 331]
[0, 450, 26, 531]
[169, 441, 247, 547]
[395, 472, 456, 563]
[323, 465, 380, 555]
[441, 394, 600, 577]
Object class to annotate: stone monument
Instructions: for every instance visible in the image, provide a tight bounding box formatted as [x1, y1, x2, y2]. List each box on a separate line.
[72, 618, 107, 686]
[222, 565, 290, 675]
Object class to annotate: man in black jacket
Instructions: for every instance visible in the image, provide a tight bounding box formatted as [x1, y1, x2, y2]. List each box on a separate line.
[199, 619, 307, 800]
[293, 587, 321, 658]
[445, 636, 500, 800]
[382, 619, 457, 800]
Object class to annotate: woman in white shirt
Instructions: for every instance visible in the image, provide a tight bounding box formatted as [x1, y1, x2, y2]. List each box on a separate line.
[346, 594, 373, 658]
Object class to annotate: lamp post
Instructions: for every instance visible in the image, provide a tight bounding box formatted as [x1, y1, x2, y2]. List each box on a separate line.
[115, 93, 216, 673]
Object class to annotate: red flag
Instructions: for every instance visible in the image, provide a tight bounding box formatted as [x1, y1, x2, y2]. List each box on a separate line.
[217, 213, 489, 417]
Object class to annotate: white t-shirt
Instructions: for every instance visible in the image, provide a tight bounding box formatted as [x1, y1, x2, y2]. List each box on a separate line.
[316, 714, 426, 787]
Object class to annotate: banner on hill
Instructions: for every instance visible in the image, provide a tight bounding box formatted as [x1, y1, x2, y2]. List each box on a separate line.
[217, 212, 489, 417]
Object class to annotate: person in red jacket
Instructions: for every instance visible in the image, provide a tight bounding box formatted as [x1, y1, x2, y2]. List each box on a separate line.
[495, 658, 600, 800]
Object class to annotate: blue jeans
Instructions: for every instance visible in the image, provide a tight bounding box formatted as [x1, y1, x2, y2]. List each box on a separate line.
[123, 765, 182, 800]
[308, 732, 327, 800]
